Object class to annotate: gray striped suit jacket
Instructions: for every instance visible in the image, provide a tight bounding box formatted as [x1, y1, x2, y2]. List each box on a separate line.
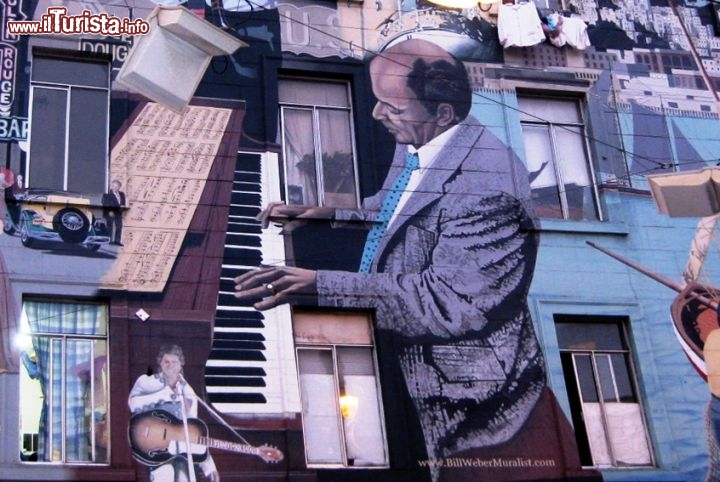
[316, 116, 546, 464]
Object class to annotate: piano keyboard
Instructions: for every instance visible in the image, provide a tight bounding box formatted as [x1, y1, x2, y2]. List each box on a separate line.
[205, 152, 300, 415]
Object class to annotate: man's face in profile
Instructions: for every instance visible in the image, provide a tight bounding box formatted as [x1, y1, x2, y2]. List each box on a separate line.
[370, 58, 438, 149]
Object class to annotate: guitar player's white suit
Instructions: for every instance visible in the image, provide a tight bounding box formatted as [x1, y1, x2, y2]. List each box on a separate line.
[129, 373, 218, 482]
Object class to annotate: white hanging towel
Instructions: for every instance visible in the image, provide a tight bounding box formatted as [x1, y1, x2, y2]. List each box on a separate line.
[548, 14, 591, 50]
[562, 15, 591, 50]
[497, 2, 545, 48]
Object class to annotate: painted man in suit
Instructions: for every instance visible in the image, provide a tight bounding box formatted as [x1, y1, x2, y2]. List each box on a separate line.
[102, 179, 126, 246]
[235, 39, 578, 481]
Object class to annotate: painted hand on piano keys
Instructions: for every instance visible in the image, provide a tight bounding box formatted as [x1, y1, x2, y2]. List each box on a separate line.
[257, 202, 335, 232]
[234, 266, 317, 311]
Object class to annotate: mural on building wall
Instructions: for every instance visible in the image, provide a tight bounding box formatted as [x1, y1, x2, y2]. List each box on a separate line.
[0, 0, 29, 380]
[5, 0, 720, 478]
[234, 37, 600, 482]
[562, 0, 720, 186]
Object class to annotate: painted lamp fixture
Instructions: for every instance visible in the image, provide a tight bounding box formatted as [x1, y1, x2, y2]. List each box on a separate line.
[116, 6, 247, 113]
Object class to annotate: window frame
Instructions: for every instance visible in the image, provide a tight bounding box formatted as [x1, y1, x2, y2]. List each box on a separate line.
[555, 315, 654, 469]
[278, 77, 361, 209]
[518, 93, 603, 221]
[18, 298, 110, 465]
[532, 0, 565, 10]
[27, 50, 110, 193]
[293, 311, 389, 469]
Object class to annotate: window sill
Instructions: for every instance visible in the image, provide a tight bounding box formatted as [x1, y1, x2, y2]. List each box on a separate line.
[538, 218, 629, 236]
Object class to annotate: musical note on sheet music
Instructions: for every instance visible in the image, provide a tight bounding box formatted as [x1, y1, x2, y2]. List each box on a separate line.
[101, 102, 234, 292]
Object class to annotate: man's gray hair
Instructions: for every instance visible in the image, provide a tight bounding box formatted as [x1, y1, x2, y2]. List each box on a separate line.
[156, 344, 185, 367]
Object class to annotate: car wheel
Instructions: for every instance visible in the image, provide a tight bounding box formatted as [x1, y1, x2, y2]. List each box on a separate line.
[53, 207, 90, 244]
[2, 214, 15, 235]
[20, 220, 34, 247]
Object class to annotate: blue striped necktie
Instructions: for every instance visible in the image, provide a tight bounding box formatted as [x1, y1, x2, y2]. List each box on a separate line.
[358, 151, 420, 273]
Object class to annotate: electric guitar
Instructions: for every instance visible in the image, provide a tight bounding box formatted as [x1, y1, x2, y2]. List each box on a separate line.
[129, 410, 284, 467]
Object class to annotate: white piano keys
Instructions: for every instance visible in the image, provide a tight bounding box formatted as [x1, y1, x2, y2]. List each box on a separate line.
[205, 151, 300, 416]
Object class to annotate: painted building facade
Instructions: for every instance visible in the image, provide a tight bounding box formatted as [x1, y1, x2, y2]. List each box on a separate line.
[1, 0, 720, 481]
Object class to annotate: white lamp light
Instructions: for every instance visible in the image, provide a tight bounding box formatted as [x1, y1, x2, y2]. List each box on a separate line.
[339, 393, 360, 419]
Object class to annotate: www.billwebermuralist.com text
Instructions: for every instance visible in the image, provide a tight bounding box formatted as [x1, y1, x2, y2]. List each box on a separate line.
[418, 457, 557, 469]
[7, 7, 149, 36]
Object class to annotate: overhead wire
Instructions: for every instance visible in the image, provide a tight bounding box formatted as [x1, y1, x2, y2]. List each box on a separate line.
[213, 0, 720, 218]
[108, 0, 720, 245]
[236, 0, 719, 171]
[10, 0, 720, 281]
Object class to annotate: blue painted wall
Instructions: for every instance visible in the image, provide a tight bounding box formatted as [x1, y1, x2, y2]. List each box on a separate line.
[531, 190, 717, 482]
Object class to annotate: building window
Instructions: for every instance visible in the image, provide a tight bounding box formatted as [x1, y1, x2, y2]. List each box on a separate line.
[18, 299, 109, 463]
[293, 311, 388, 467]
[279, 78, 360, 208]
[28, 53, 110, 193]
[519, 95, 599, 220]
[555, 315, 653, 468]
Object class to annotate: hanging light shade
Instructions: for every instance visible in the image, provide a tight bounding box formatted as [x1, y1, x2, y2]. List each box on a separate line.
[648, 167, 720, 217]
[116, 6, 247, 113]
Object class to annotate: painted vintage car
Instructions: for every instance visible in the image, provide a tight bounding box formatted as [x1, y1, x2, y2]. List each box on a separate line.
[3, 189, 111, 250]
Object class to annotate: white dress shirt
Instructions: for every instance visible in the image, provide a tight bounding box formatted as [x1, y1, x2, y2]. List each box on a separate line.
[497, 2, 545, 48]
[388, 124, 460, 229]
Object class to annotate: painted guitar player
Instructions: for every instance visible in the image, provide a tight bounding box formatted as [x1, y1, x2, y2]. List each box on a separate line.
[128, 344, 282, 482]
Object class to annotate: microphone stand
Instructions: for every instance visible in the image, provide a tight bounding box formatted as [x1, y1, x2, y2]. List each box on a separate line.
[177, 375, 197, 482]
[196, 396, 253, 447]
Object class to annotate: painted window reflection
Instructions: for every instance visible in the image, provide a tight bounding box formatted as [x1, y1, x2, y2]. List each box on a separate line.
[519, 95, 599, 221]
[294, 312, 387, 467]
[28, 55, 110, 194]
[279, 78, 359, 208]
[18, 299, 109, 464]
[556, 316, 653, 468]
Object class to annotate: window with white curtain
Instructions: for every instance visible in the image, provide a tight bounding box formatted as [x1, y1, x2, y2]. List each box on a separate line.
[519, 95, 600, 220]
[279, 78, 359, 208]
[293, 311, 388, 468]
[17, 299, 109, 464]
[555, 316, 653, 468]
[28, 53, 110, 193]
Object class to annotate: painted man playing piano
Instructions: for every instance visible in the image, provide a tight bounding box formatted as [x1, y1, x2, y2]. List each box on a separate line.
[236, 39, 577, 481]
